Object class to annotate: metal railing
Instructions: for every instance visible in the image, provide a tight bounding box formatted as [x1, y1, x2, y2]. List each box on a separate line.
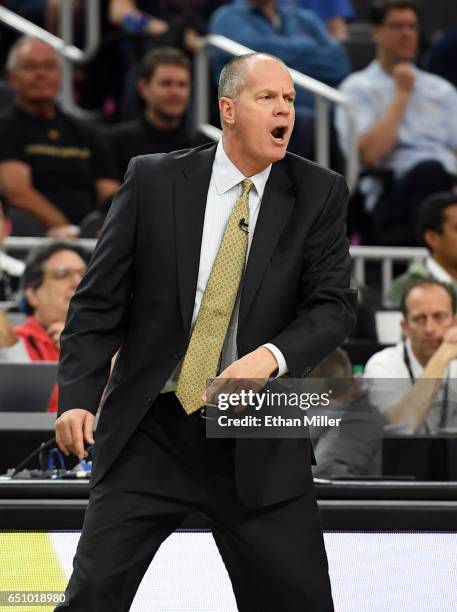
[0, 1, 100, 116]
[4, 239, 429, 303]
[194, 34, 359, 190]
[350, 245, 428, 302]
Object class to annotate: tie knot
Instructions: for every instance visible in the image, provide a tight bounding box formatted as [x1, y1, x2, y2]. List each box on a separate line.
[241, 179, 253, 197]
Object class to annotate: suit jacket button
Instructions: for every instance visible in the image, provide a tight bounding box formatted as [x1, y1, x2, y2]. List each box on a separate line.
[145, 397, 153, 407]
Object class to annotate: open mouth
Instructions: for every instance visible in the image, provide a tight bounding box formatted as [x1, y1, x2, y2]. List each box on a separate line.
[271, 126, 287, 143]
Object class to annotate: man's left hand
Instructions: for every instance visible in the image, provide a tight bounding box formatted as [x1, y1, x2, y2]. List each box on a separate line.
[203, 346, 278, 407]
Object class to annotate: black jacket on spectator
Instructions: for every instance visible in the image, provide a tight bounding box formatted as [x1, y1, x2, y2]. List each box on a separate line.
[110, 115, 209, 180]
[0, 106, 117, 224]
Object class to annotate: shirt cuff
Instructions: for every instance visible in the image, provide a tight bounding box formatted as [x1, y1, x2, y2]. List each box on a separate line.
[0, 339, 31, 362]
[262, 343, 288, 377]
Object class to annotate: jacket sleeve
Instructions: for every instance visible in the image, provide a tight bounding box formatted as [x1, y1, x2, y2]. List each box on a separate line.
[57, 158, 138, 415]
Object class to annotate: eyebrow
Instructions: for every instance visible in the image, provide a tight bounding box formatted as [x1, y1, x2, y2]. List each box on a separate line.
[257, 89, 296, 98]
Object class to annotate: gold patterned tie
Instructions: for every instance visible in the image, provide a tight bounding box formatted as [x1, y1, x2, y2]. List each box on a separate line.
[176, 179, 254, 414]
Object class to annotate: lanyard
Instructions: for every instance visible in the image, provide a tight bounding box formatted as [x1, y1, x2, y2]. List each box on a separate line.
[402, 339, 449, 431]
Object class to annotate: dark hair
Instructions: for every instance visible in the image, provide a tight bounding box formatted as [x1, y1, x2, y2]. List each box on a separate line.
[22, 241, 89, 314]
[370, 1, 420, 25]
[310, 349, 353, 398]
[416, 191, 457, 246]
[141, 46, 190, 82]
[401, 278, 457, 318]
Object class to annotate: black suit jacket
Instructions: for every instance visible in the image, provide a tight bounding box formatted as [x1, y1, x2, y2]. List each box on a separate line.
[58, 142, 357, 507]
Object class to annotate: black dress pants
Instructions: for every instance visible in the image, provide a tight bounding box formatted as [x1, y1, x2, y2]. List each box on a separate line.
[56, 393, 334, 612]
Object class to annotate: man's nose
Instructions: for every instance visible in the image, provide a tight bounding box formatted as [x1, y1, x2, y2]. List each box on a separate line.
[274, 98, 290, 115]
[424, 317, 438, 334]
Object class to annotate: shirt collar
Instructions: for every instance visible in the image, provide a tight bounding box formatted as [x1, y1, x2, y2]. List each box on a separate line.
[404, 337, 423, 377]
[213, 139, 272, 199]
[425, 256, 454, 285]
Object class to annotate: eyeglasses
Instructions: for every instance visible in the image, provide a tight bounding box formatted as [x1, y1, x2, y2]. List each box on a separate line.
[16, 60, 60, 72]
[44, 267, 86, 281]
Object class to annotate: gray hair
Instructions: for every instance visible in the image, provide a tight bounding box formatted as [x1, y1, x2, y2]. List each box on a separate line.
[6, 35, 58, 72]
[218, 52, 286, 100]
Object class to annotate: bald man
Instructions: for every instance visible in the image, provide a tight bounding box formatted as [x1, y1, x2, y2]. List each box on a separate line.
[55, 53, 356, 611]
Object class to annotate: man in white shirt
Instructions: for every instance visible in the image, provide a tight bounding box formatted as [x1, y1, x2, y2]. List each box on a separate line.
[365, 279, 457, 434]
[335, 0, 457, 244]
[0, 197, 24, 302]
[388, 191, 457, 305]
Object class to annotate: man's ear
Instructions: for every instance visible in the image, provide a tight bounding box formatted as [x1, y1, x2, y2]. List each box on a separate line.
[400, 317, 408, 338]
[423, 229, 439, 252]
[25, 287, 38, 311]
[371, 25, 381, 46]
[219, 96, 235, 126]
[137, 78, 147, 100]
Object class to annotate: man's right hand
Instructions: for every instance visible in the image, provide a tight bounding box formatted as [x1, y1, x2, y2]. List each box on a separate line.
[393, 62, 415, 95]
[437, 326, 457, 362]
[55, 409, 95, 460]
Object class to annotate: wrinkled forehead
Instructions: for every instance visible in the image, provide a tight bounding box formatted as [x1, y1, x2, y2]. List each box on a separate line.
[242, 58, 293, 92]
[406, 287, 453, 317]
[17, 41, 58, 63]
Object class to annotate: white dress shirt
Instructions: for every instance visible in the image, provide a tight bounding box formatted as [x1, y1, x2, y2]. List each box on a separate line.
[364, 338, 457, 433]
[162, 140, 288, 392]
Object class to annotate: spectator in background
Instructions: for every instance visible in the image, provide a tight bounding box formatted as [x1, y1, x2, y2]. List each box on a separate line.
[0, 197, 24, 302]
[309, 349, 383, 479]
[388, 192, 457, 306]
[0, 36, 119, 238]
[107, 0, 203, 51]
[0, 242, 88, 412]
[209, 0, 351, 109]
[365, 279, 457, 434]
[336, 1, 457, 246]
[110, 47, 208, 180]
[427, 28, 457, 91]
[286, 0, 354, 41]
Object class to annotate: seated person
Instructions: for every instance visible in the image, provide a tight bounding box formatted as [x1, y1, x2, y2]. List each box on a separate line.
[109, 47, 208, 180]
[335, 1, 457, 245]
[288, 0, 354, 41]
[388, 192, 457, 306]
[0, 242, 88, 411]
[309, 348, 383, 479]
[0, 196, 25, 302]
[0, 36, 119, 238]
[107, 0, 205, 51]
[364, 279, 457, 434]
[209, 0, 351, 109]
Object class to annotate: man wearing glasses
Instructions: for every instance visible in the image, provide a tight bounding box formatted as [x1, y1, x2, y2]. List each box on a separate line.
[335, 0, 457, 245]
[0, 242, 87, 411]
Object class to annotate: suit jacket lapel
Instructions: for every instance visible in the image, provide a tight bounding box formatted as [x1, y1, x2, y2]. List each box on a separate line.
[174, 144, 217, 332]
[239, 160, 294, 326]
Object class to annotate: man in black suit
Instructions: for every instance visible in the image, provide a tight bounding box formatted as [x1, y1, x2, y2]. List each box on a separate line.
[55, 52, 356, 611]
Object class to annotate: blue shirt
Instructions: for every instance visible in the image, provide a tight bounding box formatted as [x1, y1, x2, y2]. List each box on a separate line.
[292, 0, 354, 21]
[209, 2, 350, 108]
[335, 60, 457, 178]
